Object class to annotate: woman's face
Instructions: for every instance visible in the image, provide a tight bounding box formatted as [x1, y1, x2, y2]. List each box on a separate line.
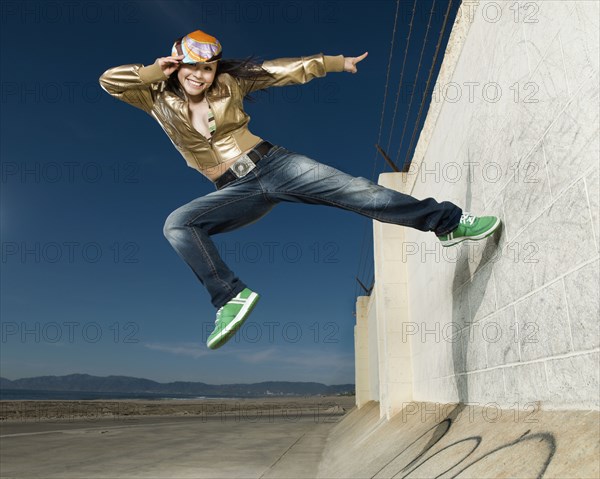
[176, 61, 218, 99]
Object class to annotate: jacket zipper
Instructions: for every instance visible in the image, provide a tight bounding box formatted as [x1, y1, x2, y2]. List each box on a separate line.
[185, 96, 218, 165]
[205, 96, 218, 165]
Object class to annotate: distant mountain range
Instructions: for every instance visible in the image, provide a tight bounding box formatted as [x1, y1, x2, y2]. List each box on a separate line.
[0, 374, 355, 397]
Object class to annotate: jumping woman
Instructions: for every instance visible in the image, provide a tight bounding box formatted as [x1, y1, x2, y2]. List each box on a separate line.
[99, 29, 501, 350]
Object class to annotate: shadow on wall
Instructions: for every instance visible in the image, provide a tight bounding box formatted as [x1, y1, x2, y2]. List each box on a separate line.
[392, 167, 508, 478]
[410, 176, 499, 472]
[451, 165, 503, 405]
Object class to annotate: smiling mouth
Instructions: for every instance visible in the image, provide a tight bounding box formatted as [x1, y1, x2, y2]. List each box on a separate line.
[187, 79, 205, 88]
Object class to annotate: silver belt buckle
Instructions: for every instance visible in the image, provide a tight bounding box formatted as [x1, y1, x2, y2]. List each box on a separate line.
[230, 153, 256, 178]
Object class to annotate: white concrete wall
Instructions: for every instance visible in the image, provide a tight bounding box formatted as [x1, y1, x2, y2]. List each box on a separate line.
[373, 174, 414, 419]
[366, 290, 379, 403]
[354, 294, 379, 408]
[355, 0, 599, 412]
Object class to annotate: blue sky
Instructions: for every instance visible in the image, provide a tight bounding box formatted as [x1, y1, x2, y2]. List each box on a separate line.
[1, 0, 459, 384]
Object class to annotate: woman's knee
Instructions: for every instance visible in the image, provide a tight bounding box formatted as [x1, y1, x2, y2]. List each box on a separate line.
[163, 209, 188, 240]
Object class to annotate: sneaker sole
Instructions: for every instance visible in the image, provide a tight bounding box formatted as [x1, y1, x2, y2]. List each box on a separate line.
[207, 292, 260, 349]
[440, 217, 502, 247]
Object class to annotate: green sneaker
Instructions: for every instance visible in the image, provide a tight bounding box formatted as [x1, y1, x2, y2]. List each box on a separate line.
[437, 212, 501, 247]
[207, 288, 260, 350]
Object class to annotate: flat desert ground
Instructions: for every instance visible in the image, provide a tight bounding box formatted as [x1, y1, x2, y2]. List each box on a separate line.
[0, 395, 356, 422]
[1, 396, 356, 478]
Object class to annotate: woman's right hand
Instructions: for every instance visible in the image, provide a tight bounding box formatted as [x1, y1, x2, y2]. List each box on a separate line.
[157, 54, 185, 77]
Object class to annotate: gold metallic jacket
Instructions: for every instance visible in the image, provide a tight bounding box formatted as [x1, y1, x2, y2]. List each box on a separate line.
[99, 53, 345, 179]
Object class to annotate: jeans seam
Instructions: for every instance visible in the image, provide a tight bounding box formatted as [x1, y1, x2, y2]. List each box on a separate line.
[271, 190, 418, 227]
[256, 175, 275, 204]
[186, 192, 265, 225]
[184, 192, 266, 301]
[188, 224, 233, 297]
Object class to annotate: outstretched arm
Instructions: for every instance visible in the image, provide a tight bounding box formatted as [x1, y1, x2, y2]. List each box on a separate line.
[236, 53, 345, 96]
[236, 51, 369, 96]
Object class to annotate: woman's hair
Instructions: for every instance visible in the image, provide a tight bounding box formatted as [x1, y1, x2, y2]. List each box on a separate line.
[165, 55, 276, 103]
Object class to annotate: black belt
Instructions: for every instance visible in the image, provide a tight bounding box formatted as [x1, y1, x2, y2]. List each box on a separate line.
[214, 140, 274, 190]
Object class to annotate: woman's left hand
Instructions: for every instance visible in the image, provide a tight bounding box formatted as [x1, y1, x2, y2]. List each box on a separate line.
[343, 52, 368, 74]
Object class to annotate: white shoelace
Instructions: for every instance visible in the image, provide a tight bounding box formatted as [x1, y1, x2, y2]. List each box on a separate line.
[215, 291, 244, 324]
[459, 212, 476, 226]
[215, 306, 224, 325]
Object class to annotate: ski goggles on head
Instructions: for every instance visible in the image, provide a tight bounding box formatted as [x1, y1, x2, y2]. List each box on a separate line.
[172, 29, 222, 64]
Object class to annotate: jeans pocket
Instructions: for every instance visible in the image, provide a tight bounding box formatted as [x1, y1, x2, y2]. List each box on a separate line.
[255, 145, 285, 170]
[265, 145, 285, 158]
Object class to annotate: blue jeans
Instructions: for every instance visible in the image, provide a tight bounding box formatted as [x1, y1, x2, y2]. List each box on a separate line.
[163, 145, 462, 308]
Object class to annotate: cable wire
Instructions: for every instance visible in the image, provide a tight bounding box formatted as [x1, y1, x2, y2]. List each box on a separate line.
[394, 0, 437, 169]
[361, 0, 419, 294]
[385, 0, 418, 156]
[403, 0, 454, 169]
[354, 0, 401, 298]
[364, 0, 437, 293]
